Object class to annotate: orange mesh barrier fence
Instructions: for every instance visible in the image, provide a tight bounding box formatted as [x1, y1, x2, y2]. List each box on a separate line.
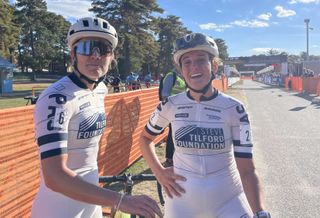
[302, 77, 320, 95]
[212, 77, 228, 92]
[240, 76, 253, 80]
[285, 77, 303, 92]
[0, 88, 166, 217]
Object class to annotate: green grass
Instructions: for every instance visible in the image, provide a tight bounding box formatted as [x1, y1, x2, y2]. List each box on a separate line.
[0, 98, 29, 109]
[0, 82, 51, 109]
[124, 143, 166, 175]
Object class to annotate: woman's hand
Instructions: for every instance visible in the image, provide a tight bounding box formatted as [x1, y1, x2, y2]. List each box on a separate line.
[119, 194, 163, 218]
[155, 166, 186, 198]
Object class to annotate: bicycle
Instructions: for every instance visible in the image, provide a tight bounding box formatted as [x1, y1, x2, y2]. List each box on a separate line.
[24, 95, 38, 105]
[99, 173, 165, 218]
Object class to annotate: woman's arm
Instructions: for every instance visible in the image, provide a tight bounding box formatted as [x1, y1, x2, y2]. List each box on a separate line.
[140, 129, 186, 198]
[41, 155, 162, 217]
[236, 157, 265, 213]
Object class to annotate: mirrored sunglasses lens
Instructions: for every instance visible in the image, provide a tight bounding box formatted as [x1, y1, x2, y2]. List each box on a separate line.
[76, 40, 112, 56]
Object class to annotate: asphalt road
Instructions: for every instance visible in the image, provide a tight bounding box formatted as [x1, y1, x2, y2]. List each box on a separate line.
[233, 80, 320, 218]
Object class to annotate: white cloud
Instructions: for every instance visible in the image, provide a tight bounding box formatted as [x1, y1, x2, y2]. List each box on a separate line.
[201, 19, 269, 31]
[251, 47, 282, 55]
[199, 23, 232, 32]
[289, 0, 319, 4]
[274, 6, 296, 17]
[231, 19, 269, 28]
[216, 10, 222, 13]
[312, 45, 319, 48]
[46, 0, 93, 21]
[257, 13, 272, 21]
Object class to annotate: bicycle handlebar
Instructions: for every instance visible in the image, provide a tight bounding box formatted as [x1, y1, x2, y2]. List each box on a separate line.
[99, 173, 157, 183]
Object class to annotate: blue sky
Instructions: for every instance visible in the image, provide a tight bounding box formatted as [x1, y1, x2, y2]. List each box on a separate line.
[10, 0, 320, 57]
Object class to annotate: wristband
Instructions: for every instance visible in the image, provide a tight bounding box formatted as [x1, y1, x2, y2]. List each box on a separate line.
[254, 210, 271, 218]
[115, 193, 125, 211]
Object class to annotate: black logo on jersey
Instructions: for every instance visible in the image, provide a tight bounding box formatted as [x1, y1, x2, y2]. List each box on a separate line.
[236, 105, 245, 114]
[204, 107, 221, 113]
[79, 102, 91, 110]
[157, 103, 162, 111]
[236, 105, 250, 124]
[175, 125, 225, 150]
[206, 114, 221, 120]
[175, 113, 189, 118]
[177, 106, 193, 110]
[240, 114, 249, 123]
[77, 113, 106, 139]
[161, 97, 169, 105]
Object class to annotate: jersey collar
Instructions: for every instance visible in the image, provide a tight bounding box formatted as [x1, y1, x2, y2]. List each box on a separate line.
[186, 88, 219, 102]
[68, 72, 88, 89]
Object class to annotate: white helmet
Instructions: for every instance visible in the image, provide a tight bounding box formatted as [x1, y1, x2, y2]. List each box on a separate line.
[67, 17, 118, 49]
[173, 33, 219, 66]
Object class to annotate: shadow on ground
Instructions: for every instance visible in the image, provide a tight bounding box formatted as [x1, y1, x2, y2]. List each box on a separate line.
[292, 92, 320, 109]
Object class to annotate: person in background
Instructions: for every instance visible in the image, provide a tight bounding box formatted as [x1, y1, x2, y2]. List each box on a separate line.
[140, 32, 271, 218]
[111, 74, 121, 93]
[144, 72, 152, 88]
[158, 69, 186, 167]
[31, 17, 162, 218]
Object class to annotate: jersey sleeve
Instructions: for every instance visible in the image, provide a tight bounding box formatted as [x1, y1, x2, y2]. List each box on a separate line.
[34, 92, 72, 160]
[231, 103, 253, 158]
[144, 98, 171, 136]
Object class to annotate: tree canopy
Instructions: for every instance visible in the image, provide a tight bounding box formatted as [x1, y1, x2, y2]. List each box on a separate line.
[2, 0, 317, 79]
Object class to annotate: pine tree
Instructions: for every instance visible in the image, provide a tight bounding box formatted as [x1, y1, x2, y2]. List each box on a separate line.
[90, 0, 163, 75]
[0, 0, 20, 62]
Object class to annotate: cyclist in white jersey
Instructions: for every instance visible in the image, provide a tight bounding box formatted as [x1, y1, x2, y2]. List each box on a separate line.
[140, 33, 271, 218]
[31, 17, 162, 218]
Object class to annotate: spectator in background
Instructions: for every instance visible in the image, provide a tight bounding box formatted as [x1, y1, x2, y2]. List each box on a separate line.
[158, 69, 186, 166]
[144, 72, 152, 88]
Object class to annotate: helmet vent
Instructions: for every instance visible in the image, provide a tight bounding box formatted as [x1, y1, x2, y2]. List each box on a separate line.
[82, 20, 89, 27]
[102, 21, 109, 29]
[94, 18, 98, 25]
[69, 30, 75, 35]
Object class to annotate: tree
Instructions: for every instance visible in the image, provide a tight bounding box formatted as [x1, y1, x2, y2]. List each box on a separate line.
[155, 15, 190, 76]
[14, 0, 70, 78]
[214, 38, 228, 60]
[90, 0, 163, 76]
[0, 0, 20, 61]
[266, 48, 280, 56]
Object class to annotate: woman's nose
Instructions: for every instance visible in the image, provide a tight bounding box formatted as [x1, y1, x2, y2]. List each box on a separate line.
[90, 47, 101, 59]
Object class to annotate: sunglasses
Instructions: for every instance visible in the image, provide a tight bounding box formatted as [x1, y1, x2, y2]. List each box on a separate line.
[174, 33, 209, 51]
[75, 40, 113, 56]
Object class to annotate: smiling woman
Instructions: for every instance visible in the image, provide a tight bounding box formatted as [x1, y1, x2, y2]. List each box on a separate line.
[140, 32, 271, 218]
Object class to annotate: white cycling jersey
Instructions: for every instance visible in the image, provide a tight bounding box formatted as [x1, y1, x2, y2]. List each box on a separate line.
[145, 89, 254, 218]
[31, 73, 107, 218]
